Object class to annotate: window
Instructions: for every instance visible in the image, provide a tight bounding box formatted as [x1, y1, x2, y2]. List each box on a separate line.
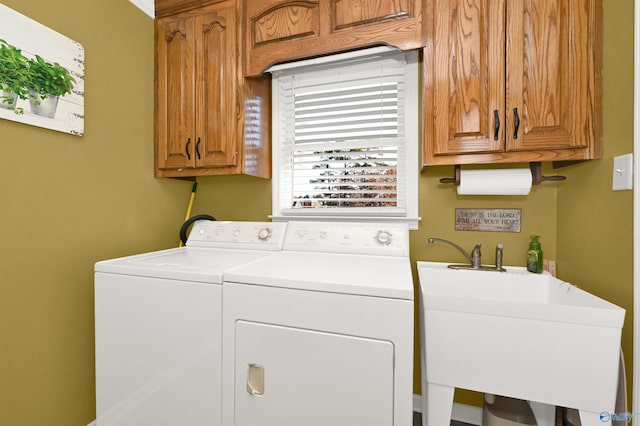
[268, 47, 420, 229]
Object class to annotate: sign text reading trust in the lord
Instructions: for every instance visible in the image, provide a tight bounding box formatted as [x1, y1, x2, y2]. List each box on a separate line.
[455, 208, 521, 233]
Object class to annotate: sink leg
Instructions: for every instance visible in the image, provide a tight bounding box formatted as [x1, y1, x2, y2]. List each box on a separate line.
[528, 401, 555, 426]
[579, 409, 611, 425]
[422, 382, 454, 426]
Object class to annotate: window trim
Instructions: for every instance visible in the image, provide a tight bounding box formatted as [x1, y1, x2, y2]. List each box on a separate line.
[268, 47, 421, 230]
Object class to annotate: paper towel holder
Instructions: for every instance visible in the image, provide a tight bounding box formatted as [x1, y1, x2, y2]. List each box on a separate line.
[439, 163, 566, 186]
[529, 162, 567, 185]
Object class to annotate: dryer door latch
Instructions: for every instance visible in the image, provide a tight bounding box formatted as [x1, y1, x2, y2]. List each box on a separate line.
[247, 364, 265, 396]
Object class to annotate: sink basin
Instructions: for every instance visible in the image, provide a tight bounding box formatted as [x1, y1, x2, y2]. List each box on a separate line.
[417, 261, 625, 426]
[420, 262, 624, 327]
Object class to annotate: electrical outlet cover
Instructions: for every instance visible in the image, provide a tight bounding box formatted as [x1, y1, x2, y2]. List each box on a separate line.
[612, 153, 633, 191]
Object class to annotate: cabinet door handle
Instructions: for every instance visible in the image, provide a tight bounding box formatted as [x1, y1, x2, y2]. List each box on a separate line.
[195, 137, 201, 160]
[493, 109, 500, 141]
[185, 138, 192, 160]
[513, 108, 520, 139]
[247, 364, 264, 396]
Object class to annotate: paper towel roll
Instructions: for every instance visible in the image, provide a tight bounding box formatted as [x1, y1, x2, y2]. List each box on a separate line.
[457, 169, 532, 195]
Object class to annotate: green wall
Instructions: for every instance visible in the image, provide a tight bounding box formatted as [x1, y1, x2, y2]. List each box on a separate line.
[556, 0, 636, 406]
[0, 1, 194, 425]
[0, 0, 634, 424]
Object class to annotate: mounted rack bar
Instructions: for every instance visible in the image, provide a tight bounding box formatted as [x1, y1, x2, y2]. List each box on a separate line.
[439, 163, 567, 186]
[438, 165, 461, 185]
[529, 162, 567, 185]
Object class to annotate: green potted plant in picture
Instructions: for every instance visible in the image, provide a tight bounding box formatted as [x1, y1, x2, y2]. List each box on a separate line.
[0, 39, 30, 113]
[27, 54, 75, 118]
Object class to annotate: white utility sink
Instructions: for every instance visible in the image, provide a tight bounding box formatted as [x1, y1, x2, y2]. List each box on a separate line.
[417, 261, 625, 426]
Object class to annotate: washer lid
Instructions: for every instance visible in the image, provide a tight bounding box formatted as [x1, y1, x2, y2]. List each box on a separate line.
[95, 247, 278, 284]
[224, 251, 414, 300]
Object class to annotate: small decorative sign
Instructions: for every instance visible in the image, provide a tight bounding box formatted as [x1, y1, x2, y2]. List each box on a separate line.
[455, 208, 521, 233]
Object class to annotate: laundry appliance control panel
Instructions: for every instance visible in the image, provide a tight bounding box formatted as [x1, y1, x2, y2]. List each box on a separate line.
[187, 221, 287, 251]
[283, 221, 409, 257]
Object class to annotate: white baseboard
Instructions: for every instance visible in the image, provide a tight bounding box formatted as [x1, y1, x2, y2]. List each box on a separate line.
[413, 393, 483, 425]
[86, 421, 96, 426]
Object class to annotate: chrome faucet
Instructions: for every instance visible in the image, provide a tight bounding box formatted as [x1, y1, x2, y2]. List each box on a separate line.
[427, 237, 505, 272]
[427, 237, 481, 268]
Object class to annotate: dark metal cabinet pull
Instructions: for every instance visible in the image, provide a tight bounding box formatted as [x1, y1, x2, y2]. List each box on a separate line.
[493, 109, 500, 141]
[185, 137, 191, 160]
[513, 108, 520, 139]
[195, 137, 201, 160]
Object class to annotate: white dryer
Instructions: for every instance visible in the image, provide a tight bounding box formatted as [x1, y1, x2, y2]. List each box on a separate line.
[221, 221, 414, 426]
[94, 221, 287, 426]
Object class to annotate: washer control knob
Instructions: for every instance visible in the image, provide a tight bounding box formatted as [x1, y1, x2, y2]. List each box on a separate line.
[376, 230, 392, 245]
[258, 228, 272, 241]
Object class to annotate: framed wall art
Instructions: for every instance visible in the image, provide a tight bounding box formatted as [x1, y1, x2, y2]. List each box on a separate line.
[0, 4, 84, 136]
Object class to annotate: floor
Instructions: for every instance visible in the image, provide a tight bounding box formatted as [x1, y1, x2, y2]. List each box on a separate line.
[412, 412, 473, 426]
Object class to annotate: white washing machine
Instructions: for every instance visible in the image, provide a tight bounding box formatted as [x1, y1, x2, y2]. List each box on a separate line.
[221, 221, 414, 426]
[94, 221, 287, 426]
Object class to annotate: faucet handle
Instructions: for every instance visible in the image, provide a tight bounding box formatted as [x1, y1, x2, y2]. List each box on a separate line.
[495, 243, 506, 272]
[471, 244, 482, 268]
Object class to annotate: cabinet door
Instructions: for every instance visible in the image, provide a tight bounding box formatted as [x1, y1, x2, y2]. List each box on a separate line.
[333, 0, 414, 31]
[244, 0, 423, 76]
[195, 7, 238, 168]
[427, 0, 505, 156]
[505, 0, 593, 152]
[233, 321, 394, 426]
[156, 15, 197, 170]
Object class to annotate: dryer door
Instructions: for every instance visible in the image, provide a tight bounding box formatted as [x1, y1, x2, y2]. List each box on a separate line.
[233, 320, 394, 426]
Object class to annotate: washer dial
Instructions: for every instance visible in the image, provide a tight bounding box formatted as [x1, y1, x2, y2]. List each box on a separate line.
[375, 230, 392, 245]
[258, 228, 272, 241]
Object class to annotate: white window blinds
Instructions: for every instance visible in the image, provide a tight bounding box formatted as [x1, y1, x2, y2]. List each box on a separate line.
[270, 47, 419, 225]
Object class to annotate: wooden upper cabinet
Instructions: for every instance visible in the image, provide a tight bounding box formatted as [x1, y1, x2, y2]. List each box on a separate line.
[244, 0, 425, 76]
[156, 13, 197, 171]
[155, 0, 228, 18]
[423, 0, 602, 166]
[428, 0, 505, 156]
[155, 1, 271, 178]
[505, 1, 593, 153]
[197, 7, 237, 169]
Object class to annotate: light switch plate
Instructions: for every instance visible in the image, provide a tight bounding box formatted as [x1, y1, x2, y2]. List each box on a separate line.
[612, 153, 633, 191]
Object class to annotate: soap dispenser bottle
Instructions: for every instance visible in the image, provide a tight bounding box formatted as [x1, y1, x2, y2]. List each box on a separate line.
[527, 235, 543, 273]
